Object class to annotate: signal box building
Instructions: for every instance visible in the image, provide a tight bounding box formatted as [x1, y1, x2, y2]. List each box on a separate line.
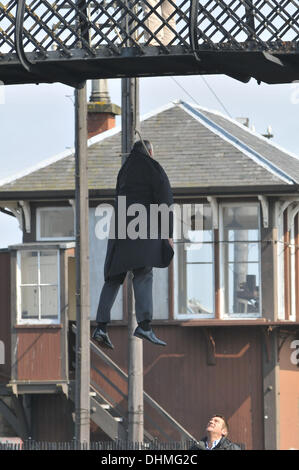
[0, 99, 299, 449]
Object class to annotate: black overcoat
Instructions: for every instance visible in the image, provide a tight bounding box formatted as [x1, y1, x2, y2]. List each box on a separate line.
[103, 147, 174, 283]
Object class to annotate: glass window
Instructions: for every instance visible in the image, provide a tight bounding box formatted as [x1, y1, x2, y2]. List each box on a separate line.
[37, 207, 74, 240]
[18, 250, 60, 323]
[220, 204, 261, 317]
[176, 203, 214, 317]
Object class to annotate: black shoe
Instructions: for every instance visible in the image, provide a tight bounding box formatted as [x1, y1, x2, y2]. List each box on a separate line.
[92, 327, 114, 350]
[133, 326, 167, 346]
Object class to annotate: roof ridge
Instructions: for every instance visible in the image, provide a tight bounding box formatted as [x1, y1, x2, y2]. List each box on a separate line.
[189, 101, 299, 164]
[179, 101, 296, 185]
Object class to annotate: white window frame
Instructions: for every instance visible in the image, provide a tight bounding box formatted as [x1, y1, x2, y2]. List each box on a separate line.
[289, 204, 299, 322]
[219, 201, 262, 319]
[276, 202, 285, 320]
[290, 221, 296, 321]
[16, 249, 60, 325]
[36, 206, 75, 241]
[174, 203, 215, 320]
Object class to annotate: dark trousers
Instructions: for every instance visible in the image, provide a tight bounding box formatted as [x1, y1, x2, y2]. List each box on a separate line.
[96, 266, 153, 324]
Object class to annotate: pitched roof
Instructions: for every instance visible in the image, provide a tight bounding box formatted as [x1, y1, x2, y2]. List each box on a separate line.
[0, 100, 298, 195]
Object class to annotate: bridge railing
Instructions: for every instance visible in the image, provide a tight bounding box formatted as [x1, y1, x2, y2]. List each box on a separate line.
[0, 0, 298, 62]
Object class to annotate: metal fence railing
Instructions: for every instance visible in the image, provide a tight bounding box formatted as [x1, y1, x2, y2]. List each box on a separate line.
[1, 0, 299, 62]
[0, 439, 198, 450]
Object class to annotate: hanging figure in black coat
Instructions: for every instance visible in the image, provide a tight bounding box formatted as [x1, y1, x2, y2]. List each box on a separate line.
[92, 140, 174, 349]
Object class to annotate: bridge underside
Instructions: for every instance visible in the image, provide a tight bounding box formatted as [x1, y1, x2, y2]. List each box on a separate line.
[1, 46, 299, 86]
[1, 0, 299, 86]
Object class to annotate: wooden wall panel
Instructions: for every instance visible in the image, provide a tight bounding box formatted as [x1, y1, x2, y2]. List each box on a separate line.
[91, 325, 264, 449]
[16, 328, 62, 381]
[279, 335, 299, 450]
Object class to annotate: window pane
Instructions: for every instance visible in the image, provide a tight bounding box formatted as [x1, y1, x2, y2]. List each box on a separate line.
[186, 241, 213, 263]
[182, 204, 212, 240]
[227, 263, 260, 314]
[21, 286, 39, 319]
[186, 264, 213, 314]
[228, 242, 259, 263]
[39, 208, 74, 238]
[223, 206, 259, 230]
[40, 251, 58, 284]
[20, 251, 38, 285]
[40, 286, 58, 318]
[178, 261, 213, 315]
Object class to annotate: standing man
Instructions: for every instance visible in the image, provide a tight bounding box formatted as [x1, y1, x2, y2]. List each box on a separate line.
[190, 415, 242, 450]
[92, 140, 174, 349]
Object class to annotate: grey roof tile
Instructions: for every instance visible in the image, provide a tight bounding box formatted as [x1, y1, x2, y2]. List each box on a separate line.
[0, 102, 297, 194]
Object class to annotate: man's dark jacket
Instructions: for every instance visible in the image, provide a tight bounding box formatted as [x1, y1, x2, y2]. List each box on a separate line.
[191, 437, 242, 450]
[104, 147, 174, 283]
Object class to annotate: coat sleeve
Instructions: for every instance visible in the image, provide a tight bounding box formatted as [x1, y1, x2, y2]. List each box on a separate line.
[150, 162, 174, 238]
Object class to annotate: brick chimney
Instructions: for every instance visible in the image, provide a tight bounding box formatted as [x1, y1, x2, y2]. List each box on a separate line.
[87, 79, 121, 139]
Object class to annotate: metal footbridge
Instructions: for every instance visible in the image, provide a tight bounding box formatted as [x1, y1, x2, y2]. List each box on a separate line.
[0, 0, 299, 86]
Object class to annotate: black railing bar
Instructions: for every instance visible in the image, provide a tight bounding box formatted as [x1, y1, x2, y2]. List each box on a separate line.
[24, 5, 73, 56]
[198, 0, 254, 46]
[56, 0, 109, 10]
[244, 0, 255, 40]
[218, 13, 257, 46]
[215, 0, 264, 47]
[15, 0, 37, 71]
[247, 0, 287, 39]
[135, 0, 175, 51]
[86, 1, 136, 53]
[146, 0, 188, 47]
[261, 0, 299, 41]
[222, 3, 258, 43]
[20, 2, 71, 56]
[88, 3, 136, 49]
[0, 30, 15, 51]
[43, 0, 96, 54]
[197, 3, 241, 48]
[197, 20, 234, 49]
[190, 14, 220, 50]
[266, 17, 299, 44]
[115, 1, 168, 51]
[43, 0, 96, 55]
[144, 0, 183, 47]
[118, 2, 153, 46]
[51, 24, 77, 53]
[263, 0, 299, 37]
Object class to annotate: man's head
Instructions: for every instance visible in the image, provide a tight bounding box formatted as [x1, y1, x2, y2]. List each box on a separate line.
[132, 140, 154, 158]
[206, 415, 229, 440]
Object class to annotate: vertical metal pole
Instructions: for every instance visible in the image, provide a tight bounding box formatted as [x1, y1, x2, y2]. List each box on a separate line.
[74, 82, 90, 447]
[121, 77, 144, 444]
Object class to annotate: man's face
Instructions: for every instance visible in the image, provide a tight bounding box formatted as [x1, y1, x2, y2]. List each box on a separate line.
[206, 416, 227, 438]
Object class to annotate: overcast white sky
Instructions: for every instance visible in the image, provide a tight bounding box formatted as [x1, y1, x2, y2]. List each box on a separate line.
[0, 74, 299, 248]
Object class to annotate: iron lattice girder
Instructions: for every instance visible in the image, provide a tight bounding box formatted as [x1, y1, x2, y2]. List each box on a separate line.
[0, 0, 299, 85]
